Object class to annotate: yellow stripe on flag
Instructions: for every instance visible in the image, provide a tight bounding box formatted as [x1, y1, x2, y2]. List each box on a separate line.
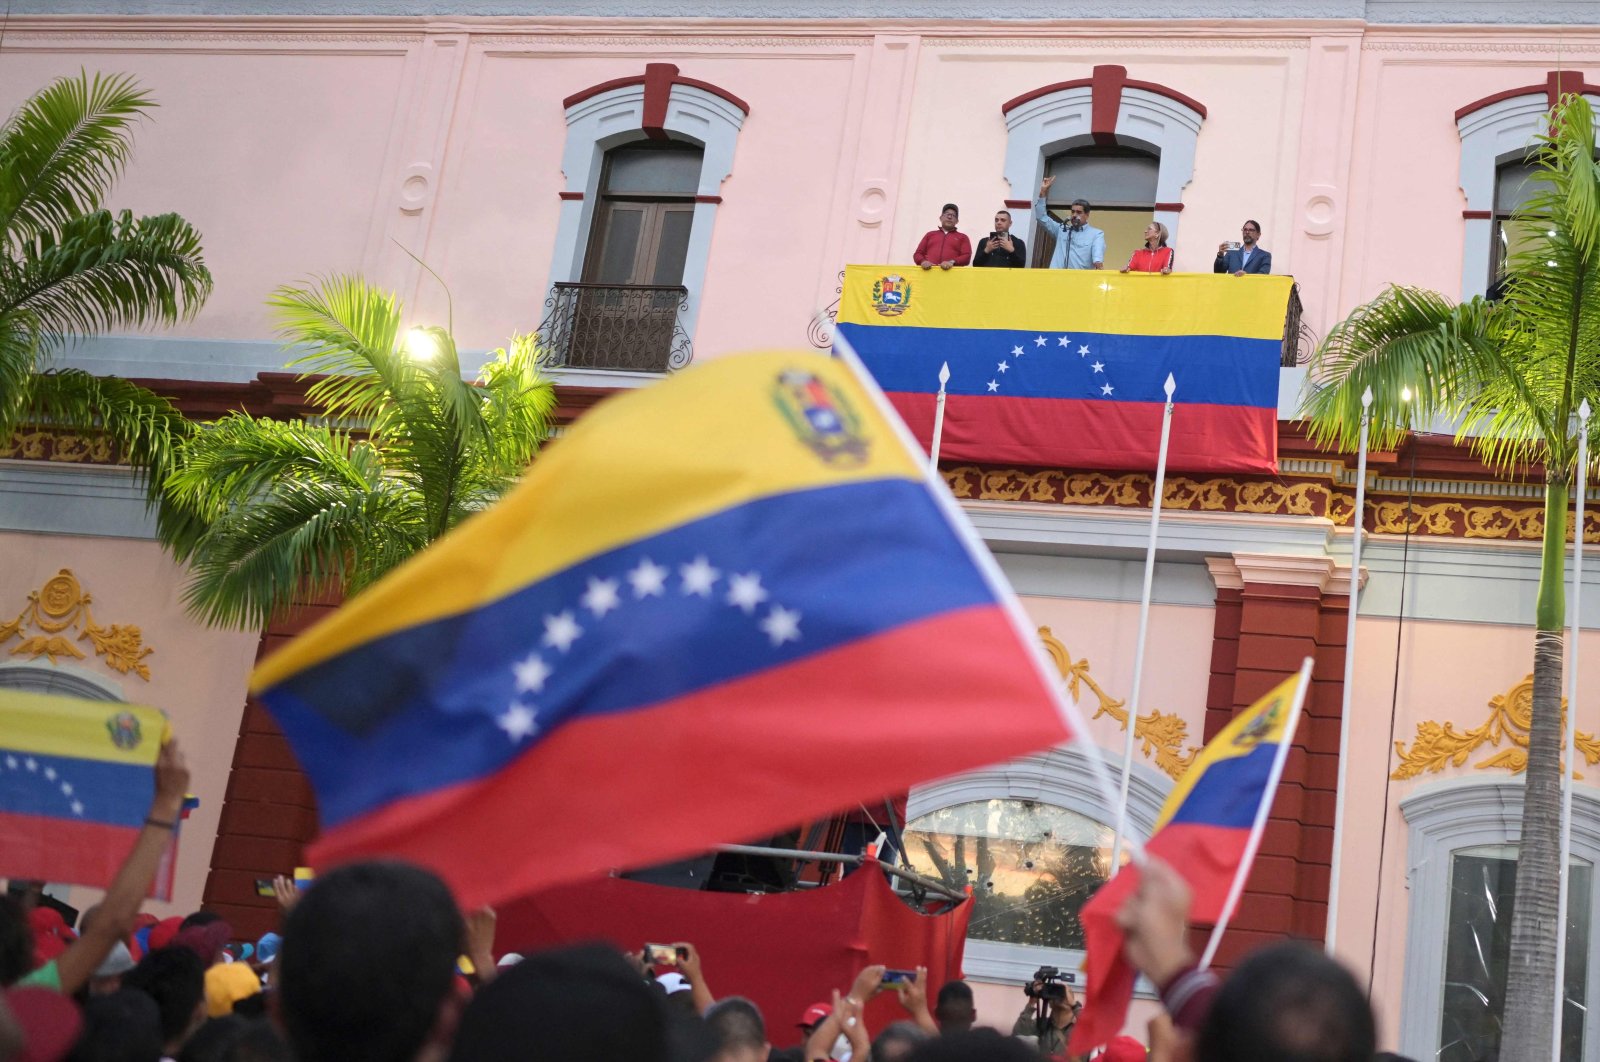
[252, 351, 923, 689]
[837, 264, 1294, 341]
[0, 689, 168, 765]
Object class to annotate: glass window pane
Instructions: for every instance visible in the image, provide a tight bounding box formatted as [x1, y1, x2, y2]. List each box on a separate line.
[1494, 160, 1546, 214]
[904, 799, 1113, 950]
[1046, 150, 1159, 207]
[651, 208, 694, 285]
[606, 145, 702, 196]
[591, 205, 645, 284]
[1438, 846, 1590, 1062]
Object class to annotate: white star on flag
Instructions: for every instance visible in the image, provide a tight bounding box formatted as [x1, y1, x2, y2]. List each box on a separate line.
[3, 755, 13, 769]
[513, 653, 551, 693]
[759, 605, 802, 646]
[1101, 382, 1115, 395]
[497, 702, 539, 742]
[1011, 345, 1024, 356]
[580, 577, 622, 617]
[680, 556, 720, 597]
[726, 573, 769, 614]
[24, 758, 36, 772]
[1034, 335, 1047, 347]
[1057, 335, 1072, 347]
[1092, 361, 1104, 373]
[987, 380, 999, 392]
[60, 782, 72, 796]
[997, 361, 1009, 373]
[628, 559, 668, 598]
[43, 767, 55, 781]
[542, 611, 583, 653]
[70, 800, 84, 817]
[1078, 344, 1091, 356]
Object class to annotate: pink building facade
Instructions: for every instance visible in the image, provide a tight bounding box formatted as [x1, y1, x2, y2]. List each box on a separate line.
[5, 3, 1600, 1057]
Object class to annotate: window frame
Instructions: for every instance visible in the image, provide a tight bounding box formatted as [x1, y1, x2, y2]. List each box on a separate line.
[907, 746, 1169, 985]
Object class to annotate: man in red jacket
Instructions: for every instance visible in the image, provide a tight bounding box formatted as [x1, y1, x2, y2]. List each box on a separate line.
[913, 204, 971, 270]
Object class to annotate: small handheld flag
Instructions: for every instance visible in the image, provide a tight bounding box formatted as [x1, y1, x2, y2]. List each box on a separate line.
[1070, 661, 1311, 1053]
[0, 690, 170, 893]
[252, 350, 1086, 908]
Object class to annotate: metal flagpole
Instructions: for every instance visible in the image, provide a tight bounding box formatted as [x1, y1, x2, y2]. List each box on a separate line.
[1201, 657, 1315, 968]
[1554, 398, 1591, 1062]
[1325, 386, 1373, 958]
[929, 361, 951, 473]
[1110, 373, 1176, 875]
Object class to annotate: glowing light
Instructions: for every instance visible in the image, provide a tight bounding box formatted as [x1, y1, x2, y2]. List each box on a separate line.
[1400, 386, 1414, 403]
[402, 327, 440, 360]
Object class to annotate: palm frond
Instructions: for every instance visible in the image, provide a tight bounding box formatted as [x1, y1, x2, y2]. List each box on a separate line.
[0, 72, 154, 250]
[0, 209, 212, 346]
[0, 315, 39, 442]
[270, 275, 410, 431]
[20, 369, 193, 497]
[474, 332, 556, 479]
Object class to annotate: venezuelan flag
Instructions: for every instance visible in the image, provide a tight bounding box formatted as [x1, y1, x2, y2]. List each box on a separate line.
[835, 265, 1293, 473]
[0, 691, 168, 890]
[1069, 668, 1309, 1052]
[252, 352, 1075, 908]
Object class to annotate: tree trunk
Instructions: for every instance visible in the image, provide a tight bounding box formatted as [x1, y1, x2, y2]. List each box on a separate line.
[1499, 475, 1569, 1062]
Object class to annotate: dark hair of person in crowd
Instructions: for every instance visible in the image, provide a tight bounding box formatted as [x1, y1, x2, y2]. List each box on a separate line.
[447, 943, 671, 1062]
[123, 946, 207, 1055]
[66, 988, 164, 1062]
[179, 1014, 293, 1062]
[904, 1027, 1039, 1062]
[704, 996, 767, 1062]
[179, 911, 223, 932]
[932, 981, 975, 1033]
[1195, 943, 1375, 1062]
[871, 1019, 930, 1062]
[278, 861, 465, 1062]
[0, 896, 33, 986]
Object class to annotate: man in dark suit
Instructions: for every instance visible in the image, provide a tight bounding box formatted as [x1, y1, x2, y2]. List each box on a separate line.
[1214, 220, 1271, 275]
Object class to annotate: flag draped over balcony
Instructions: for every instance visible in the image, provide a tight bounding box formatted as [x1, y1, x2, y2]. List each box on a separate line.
[835, 266, 1294, 474]
[252, 351, 1078, 908]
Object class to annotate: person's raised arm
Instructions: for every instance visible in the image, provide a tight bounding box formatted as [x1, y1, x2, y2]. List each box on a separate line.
[1033, 176, 1062, 235]
[675, 941, 715, 1015]
[53, 739, 189, 995]
[895, 966, 938, 1035]
[464, 906, 498, 986]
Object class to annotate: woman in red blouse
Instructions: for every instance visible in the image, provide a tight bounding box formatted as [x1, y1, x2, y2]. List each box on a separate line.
[1121, 222, 1174, 274]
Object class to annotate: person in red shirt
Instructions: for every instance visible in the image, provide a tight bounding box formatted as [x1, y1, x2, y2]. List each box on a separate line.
[913, 204, 971, 270]
[1121, 221, 1174, 274]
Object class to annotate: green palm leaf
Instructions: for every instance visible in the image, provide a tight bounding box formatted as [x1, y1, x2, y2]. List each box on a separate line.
[18, 369, 193, 497]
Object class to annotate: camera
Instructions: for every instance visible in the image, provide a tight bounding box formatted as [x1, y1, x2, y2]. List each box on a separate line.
[1024, 965, 1067, 1002]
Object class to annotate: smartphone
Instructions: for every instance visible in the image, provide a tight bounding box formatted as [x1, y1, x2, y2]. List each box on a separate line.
[881, 969, 917, 984]
[644, 943, 686, 966]
[254, 879, 276, 898]
[1227, 241, 1242, 250]
[990, 231, 1004, 241]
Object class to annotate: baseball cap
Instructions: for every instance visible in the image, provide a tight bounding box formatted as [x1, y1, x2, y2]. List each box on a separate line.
[797, 1001, 832, 1028]
[205, 961, 264, 1017]
[92, 941, 136, 979]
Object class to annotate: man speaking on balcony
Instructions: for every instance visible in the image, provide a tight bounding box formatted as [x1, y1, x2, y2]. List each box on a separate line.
[1033, 176, 1104, 270]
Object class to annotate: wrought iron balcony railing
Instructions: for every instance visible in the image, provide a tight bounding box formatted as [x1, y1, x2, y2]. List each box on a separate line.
[536, 282, 693, 373]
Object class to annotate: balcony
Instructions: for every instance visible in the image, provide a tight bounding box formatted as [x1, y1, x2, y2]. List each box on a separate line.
[535, 282, 693, 374]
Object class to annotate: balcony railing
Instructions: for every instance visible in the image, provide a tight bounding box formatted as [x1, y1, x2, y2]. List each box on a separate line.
[1282, 282, 1307, 367]
[535, 282, 693, 373]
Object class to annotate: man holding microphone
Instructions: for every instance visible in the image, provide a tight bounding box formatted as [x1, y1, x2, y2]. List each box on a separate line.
[1033, 175, 1105, 270]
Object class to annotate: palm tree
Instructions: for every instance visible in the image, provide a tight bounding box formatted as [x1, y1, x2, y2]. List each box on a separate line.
[1302, 92, 1600, 1061]
[0, 72, 211, 488]
[159, 274, 556, 631]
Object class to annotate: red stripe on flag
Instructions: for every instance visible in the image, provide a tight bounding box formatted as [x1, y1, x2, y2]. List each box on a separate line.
[310, 605, 1071, 908]
[0, 811, 140, 891]
[887, 392, 1278, 474]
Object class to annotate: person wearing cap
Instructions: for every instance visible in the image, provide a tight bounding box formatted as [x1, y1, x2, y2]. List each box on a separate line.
[0, 740, 190, 997]
[88, 941, 136, 995]
[205, 961, 263, 1017]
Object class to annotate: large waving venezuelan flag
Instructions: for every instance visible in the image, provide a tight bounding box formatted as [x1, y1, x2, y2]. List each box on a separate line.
[835, 265, 1294, 473]
[0, 691, 169, 891]
[252, 352, 1077, 908]
[1069, 668, 1309, 1053]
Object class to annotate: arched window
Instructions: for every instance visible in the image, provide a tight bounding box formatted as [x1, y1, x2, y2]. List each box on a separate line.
[1035, 147, 1160, 271]
[584, 143, 702, 288]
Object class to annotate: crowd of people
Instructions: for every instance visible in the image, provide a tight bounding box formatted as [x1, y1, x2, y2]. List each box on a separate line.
[1, 737, 1396, 1061]
[911, 178, 1273, 277]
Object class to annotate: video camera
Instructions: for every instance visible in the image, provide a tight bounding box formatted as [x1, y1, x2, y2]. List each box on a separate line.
[1024, 965, 1067, 1003]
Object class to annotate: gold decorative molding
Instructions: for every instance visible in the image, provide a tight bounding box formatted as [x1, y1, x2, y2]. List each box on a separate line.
[1037, 626, 1199, 780]
[0, 570, 153, 681]
[2, 429, 119, 465]
[1391, 673, 1600, 779]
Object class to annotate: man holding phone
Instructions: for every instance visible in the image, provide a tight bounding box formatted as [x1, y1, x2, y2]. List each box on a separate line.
[972, 210, 1027, 268]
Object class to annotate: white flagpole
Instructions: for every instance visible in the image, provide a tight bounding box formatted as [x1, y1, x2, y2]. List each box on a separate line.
[1110, 373, 1177, 875]
[1200, 656, 1315, 969]
[1325, 386, 1372, 958]
[1554, 397, 1591, 1061]
[929, 361, 951, 472]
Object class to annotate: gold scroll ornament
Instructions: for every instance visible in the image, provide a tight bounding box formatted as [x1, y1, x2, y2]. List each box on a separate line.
[1391, 673, 1600, 779]
[1037, 625, 1199, 780]
[0, 569, 153, 680]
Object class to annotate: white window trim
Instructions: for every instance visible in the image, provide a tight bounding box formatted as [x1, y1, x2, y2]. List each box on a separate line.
[1003, 85, 1202, 254]
[1456, 92, 1600, 299]
[549, 83, 745, 364]
[1398, 778, 1600, 1061]
[0, 661, 123, 701]
[907, 745, 1169, 986]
